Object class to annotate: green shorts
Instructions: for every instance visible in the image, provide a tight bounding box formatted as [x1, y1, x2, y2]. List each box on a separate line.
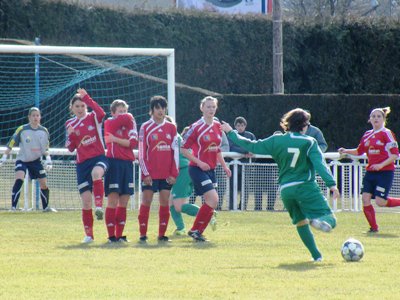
[171, 167, 193, 200]
[280, 181, 333, 225]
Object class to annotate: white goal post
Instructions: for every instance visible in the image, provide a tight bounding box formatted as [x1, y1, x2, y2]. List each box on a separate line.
[0, 44, 176, 118]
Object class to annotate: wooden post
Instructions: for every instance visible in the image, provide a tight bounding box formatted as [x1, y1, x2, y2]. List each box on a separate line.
[272, 0, 284, 94]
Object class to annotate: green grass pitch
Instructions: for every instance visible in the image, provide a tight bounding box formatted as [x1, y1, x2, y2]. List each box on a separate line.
[0, 210, 399, 299]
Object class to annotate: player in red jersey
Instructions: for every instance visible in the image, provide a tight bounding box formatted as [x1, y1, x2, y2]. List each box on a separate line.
[181, 96, 231, 242]
[65, 88, 108, 243]
[104, 99, 138, 243]
[339, 107, 400, 233]
[137, 95, 179, 243]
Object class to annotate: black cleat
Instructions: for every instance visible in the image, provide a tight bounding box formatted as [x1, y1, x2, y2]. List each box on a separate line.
[367, 228, 379, 233]
[157, 235, 171, 243]
[118, 236, 129, 243]
[107, 236, 118, 243]
[188, 230, 207, 242]
[139, 235, 148, 244]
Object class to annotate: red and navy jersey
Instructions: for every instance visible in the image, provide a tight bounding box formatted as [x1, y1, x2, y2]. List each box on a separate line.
[138, 118, 179, 179]
[104, 113, 138, 161]
[182, 117, 222, 170]
[65, 94, 105, 164]
[357, 127, 399, 171]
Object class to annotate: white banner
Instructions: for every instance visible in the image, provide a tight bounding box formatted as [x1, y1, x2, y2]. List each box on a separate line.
[177, 0, 267, 14]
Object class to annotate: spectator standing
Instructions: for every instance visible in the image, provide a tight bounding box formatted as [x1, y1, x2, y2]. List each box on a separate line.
[227, 116, 256, 210]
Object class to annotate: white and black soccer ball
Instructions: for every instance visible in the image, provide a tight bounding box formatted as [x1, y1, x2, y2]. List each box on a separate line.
[341, 238, 364, 262]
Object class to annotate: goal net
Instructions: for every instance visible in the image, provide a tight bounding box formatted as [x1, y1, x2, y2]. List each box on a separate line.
[0, 44, 175, 210]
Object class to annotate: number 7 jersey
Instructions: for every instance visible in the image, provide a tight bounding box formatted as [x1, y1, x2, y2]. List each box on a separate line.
[227, 131, 336, 188]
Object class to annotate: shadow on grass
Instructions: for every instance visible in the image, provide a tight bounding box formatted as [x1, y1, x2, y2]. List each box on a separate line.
[59, 239, 217, 250]
[276, 261, 334, 271]
[363, 232, 399, 239]
[132, 240, 217, 250]
[59, 242, 131, 250]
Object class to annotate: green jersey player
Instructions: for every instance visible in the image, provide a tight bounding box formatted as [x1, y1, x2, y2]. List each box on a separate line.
[221, 108, 339, 262]
[168, 126, 217, 236]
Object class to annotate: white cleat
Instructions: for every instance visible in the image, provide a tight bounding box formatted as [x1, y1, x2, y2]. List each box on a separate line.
[82, 236, 94, 244]
[43, 207, 58, 213]
[9, 207, 17, 212]
[313, 257, 323, 263]
[310, 219, 332, 233]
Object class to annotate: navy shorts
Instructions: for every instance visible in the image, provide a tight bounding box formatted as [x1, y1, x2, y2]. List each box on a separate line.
[76, 155, 108, 194]
[188, 165, 217, 196]
[15, 159, 46, 180]
[141, 178, 172, 192]
[105, 158, 134, 196]
[362, 170, 394, 200]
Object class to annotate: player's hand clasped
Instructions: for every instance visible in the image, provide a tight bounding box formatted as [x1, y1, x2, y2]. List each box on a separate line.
[197, 161, 211, 171]
[166, 176, 176, 185]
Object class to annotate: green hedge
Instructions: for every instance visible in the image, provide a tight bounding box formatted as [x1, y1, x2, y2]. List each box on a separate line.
[3, 0, 400, 96]
[2, 1, 400, 149]
[207, 94, 400, 152]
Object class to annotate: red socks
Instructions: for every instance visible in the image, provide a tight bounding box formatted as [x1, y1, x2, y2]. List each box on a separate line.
[82, 209, 94, 238]
[105, 207, 116, 238]
[191, 203, 214, 233]
[159, 205, 170, 237]
[115, 207, 127, 238]
[93, 179, 104, 208]
[363, 204, 378, 231]
[386, 197, 400, 207]
[138, 205, 150, 237]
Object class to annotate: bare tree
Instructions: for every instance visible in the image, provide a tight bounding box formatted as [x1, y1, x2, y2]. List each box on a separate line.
[283, 0, 400, 19]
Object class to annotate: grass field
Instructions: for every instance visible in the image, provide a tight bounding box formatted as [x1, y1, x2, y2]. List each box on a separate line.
[1, 210, 399, 299]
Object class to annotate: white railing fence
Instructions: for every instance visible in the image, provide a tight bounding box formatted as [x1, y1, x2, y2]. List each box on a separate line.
[1, 147, 399, 213]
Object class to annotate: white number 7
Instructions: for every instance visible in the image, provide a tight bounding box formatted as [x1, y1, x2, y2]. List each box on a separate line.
[288, 148, 300, 168]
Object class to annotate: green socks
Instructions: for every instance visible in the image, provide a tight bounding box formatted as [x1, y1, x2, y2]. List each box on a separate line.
[170, 203, 200, 231]
[297, 224, 321, 260]
[181, 203, 199, 216]
[170, 205, 185, 231]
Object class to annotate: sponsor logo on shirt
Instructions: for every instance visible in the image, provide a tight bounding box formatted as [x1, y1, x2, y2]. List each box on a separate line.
[80, 135, 97, 146]
[152, 141, 171, 152]
[368, 148, 380, 155]
[376, 140, 384, 146]
[204, 142, 219, 152]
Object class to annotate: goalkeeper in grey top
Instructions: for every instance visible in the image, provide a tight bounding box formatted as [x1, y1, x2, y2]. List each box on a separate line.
[0, 107, 56, 212]
[221, 108, 339, 262]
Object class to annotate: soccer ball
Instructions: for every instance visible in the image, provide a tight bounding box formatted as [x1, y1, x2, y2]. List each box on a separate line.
[341, 238, 364, 262]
